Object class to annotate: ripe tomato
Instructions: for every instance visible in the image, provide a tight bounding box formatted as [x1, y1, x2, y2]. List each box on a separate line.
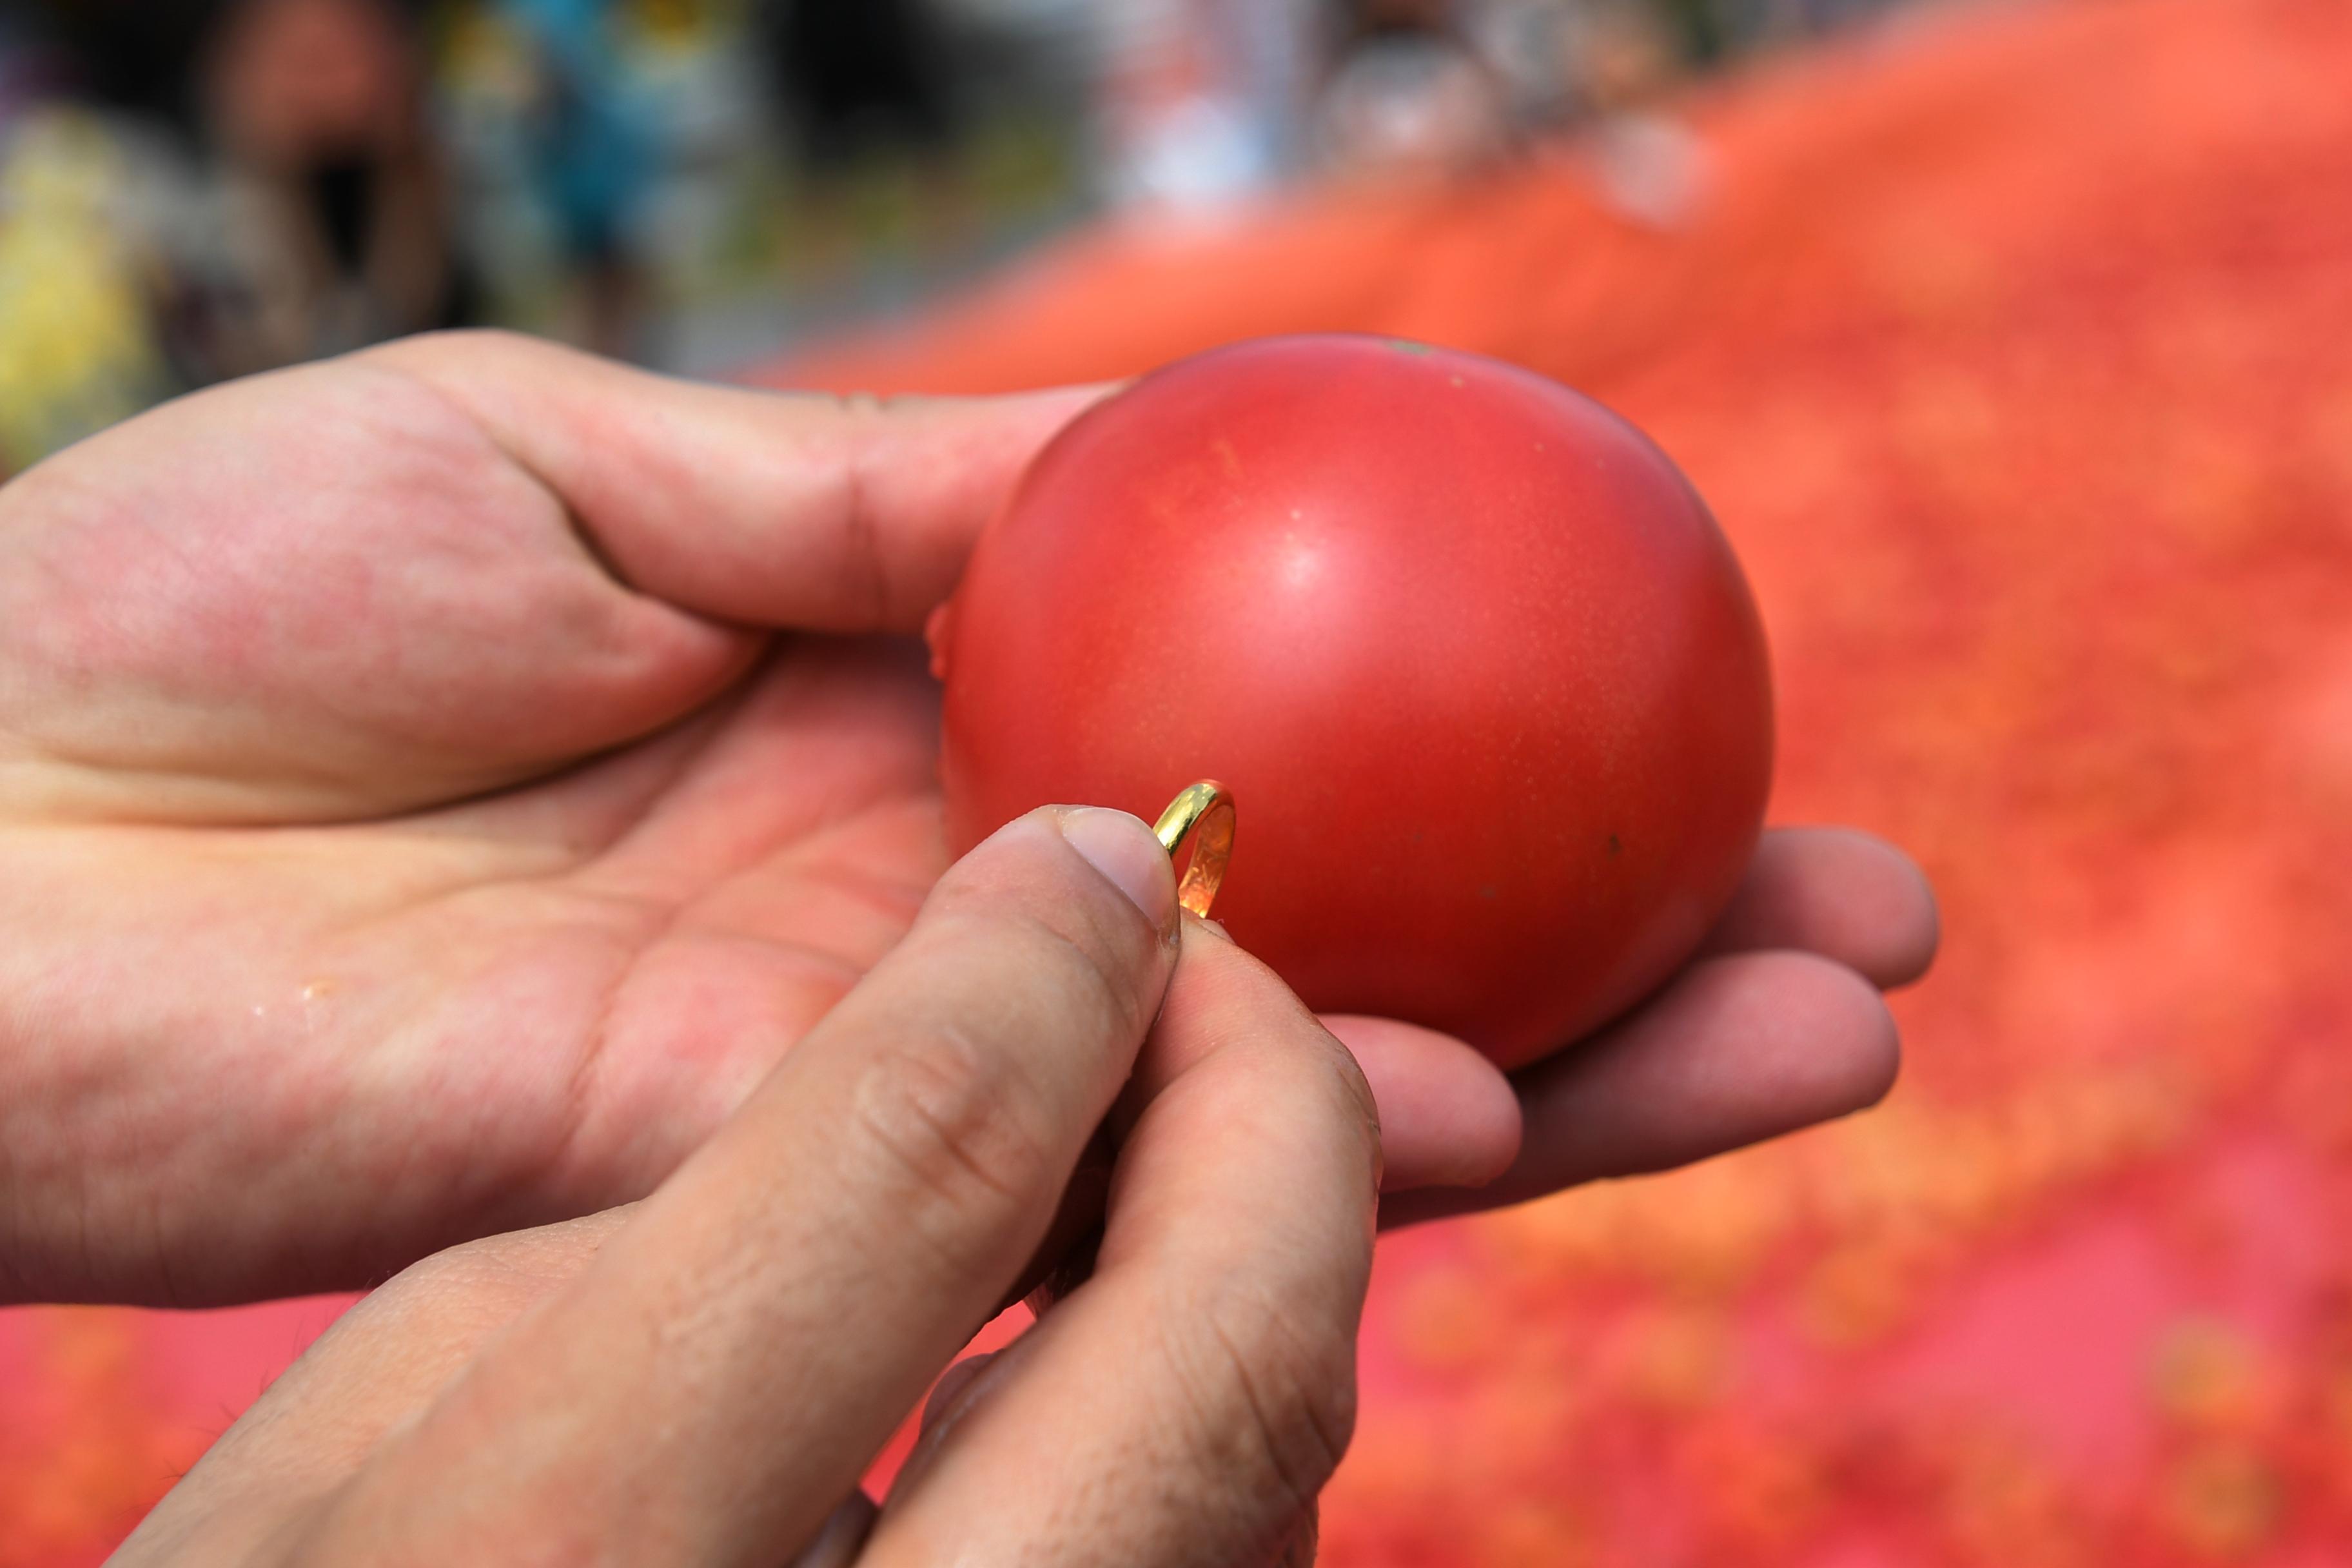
[930, 335, 1772, 1068]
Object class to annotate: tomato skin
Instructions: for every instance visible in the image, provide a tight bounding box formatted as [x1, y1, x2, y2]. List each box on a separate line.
[933, 335, 1772, 1069]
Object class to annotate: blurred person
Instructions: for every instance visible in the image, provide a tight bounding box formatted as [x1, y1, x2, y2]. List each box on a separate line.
[763, 0, 958, 177]
[1314, 0, 1513, 182]
[470, 0, 665, 357]
[193, 0, 468, 375]
[1092, 0, 1317, 209]
[1559, 0, 1709, 227]
[1563, 0, 1689, 111]
[1456, 0, 1582, 127]
[0, 8, 197, 473]
[1314, 0, 1706, 222]
[753, 0, 976, 285]
[0, 104, 181, 476]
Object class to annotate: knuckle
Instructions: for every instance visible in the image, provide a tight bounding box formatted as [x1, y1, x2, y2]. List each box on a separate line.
[828, 892, 1155, 1279]
[338, 1240, 533, 1345]
[1246, 1023, 1386, 1199]
[370, 1213, 616, 1318]
[1170, 1286, 1359, 1519]
[1196, 941, 1381, 1171]
[381, 1230, 521, 1296]
[848, 1022, 1057, 1263]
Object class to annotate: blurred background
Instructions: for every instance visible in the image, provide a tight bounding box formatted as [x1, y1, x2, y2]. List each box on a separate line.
[0, 0, 1883, 473]
[6, 0, 2352, 1563]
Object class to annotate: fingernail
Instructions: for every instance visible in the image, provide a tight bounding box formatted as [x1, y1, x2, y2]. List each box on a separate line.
[1059, 807, 1176, 930]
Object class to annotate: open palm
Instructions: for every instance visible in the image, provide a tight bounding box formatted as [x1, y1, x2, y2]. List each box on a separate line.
[0, 333, 1933, 1308]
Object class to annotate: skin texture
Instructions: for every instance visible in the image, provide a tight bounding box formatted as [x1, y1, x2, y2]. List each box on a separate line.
[0, 332, 1935, 1319]
[113, 810, 1385, 1567]
[934, 335, 1775, 1068]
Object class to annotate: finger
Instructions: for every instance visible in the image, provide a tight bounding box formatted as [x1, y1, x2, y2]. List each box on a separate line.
[1350, 827, 1930, 1200]
[1320, 1014, 1522, 1190]
[111, 1210, 633, 1565]
[987, 1007, 1516, 1309]
[282, 806, 1179, 1567]
[1701, 827, 1939, 988]
[988, 1007, 1515, 1304]
[366, 331, 1112, 632]
[867, 923, 1380, 1567]
[1380, 952, 1900, 1226]
[1, 336, 1104, 823]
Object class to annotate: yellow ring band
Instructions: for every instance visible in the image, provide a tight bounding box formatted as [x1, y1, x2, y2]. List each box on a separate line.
[1152, 780, 1236, 920]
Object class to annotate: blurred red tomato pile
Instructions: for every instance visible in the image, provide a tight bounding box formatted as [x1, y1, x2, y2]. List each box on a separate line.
[7, 0, 2351, 1562]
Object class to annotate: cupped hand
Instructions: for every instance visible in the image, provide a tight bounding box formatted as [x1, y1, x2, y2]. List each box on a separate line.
[0, 331, 1935, 1306]
[117, 810, 1377, 1567]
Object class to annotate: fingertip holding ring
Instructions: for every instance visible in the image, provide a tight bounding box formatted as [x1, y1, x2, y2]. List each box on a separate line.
[1152, 780, 1235, 920]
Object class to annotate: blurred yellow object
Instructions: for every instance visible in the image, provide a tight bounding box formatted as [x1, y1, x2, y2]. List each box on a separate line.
[0, 110, 173, 476]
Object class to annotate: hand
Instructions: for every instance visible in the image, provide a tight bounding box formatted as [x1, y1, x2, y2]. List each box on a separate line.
[1362, 826, 1935, 1226]
[0, 330, 1099, 1304]
[116, 809, 1378, 1567]
[0, 331, 1934, 1306]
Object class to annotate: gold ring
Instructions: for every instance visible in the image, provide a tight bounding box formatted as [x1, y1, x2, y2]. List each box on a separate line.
[1152, 780, 1235, 920]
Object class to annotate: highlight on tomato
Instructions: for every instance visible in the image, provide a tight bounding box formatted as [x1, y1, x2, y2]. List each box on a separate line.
[929, 335, 1772, 1069]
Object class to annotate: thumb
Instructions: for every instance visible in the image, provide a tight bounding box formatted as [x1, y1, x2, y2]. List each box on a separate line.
[272, 806, 1184, 1568]
[367, 330, 1113, 631]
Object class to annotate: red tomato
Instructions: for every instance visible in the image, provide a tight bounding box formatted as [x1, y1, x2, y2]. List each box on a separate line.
[930, 335, 1772, 1068]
